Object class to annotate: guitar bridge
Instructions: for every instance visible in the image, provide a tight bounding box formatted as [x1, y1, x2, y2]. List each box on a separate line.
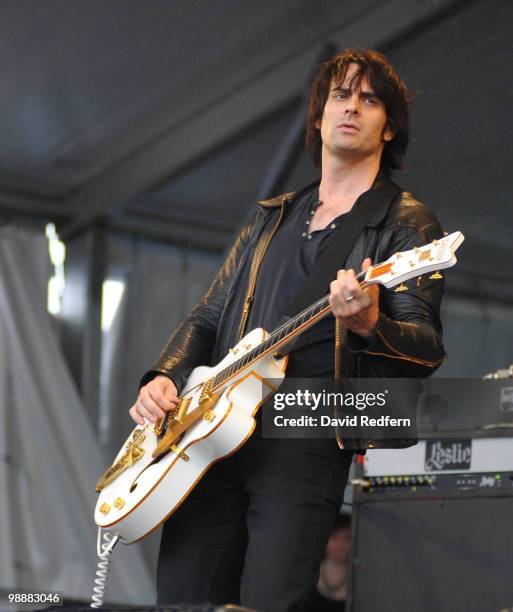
[154, 405, 180, 437]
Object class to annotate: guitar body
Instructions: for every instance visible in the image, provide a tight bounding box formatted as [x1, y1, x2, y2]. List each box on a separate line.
[94, 328, 286, 543]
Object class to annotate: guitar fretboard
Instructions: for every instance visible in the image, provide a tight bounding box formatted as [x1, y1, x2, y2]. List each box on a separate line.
[211, 292, 337, 391]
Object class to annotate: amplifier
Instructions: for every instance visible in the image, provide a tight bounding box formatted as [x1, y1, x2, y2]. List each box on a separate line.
[348, 438, 513, 612]
[348, 489, 513, 612]
[363, 437, 513, 476]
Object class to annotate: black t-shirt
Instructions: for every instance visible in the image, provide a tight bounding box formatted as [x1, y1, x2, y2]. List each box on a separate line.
[246, 185, 353, 378]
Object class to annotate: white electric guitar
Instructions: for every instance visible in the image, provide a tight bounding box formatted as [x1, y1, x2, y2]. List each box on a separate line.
[94, 231, 464, 543]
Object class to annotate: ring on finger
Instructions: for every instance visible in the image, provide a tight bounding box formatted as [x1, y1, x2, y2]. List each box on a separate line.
[344, 293, 355, 303]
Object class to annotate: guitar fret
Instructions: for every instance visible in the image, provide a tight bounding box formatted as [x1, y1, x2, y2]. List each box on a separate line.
[212, 301, 333, 390]
[222, 299, 333, 386]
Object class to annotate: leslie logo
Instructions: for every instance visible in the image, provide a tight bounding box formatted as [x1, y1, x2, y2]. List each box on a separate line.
[425, 439, 472, 471]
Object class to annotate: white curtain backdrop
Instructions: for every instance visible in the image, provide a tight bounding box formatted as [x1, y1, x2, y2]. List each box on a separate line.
[0, 227, 154, 605]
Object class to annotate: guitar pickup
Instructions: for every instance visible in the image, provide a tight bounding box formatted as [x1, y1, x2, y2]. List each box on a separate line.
[177, 397, 191, 422]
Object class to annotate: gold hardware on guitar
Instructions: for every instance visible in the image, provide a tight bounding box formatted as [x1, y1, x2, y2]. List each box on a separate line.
[99, 503, 111, 515]
[114, 497, 125, 509]
[203, 410, 215, 422]
[152, 392, 220, 460]
[125, 429, 146, 451]
[170, 445, 189, 461]
[177, 397, 192, 422]
[154, 404, 186, 440]
[153, 418, 164, 436]
[96, 433, 146, 492]
[199, 380, 214, 403]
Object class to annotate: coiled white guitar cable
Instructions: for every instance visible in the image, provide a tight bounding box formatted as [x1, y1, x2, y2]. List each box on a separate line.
[90, 527, 119, 608]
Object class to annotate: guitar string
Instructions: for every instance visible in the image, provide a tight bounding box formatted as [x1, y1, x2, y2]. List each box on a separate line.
[213, 295, 329, 388]
[215, 276, 370, 388]
[211, 272, 369, 390]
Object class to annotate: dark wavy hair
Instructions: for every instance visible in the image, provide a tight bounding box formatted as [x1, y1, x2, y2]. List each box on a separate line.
[306, 49, 411, 174]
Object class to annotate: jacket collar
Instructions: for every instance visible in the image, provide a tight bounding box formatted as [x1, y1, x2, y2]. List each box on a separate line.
[257, 180, 319, 208]
[358, 172, 401, 227]
[257, 173, 401, 228]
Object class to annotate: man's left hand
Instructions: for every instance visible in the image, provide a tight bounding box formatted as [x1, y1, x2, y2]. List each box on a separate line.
[329, 258, 379, 338]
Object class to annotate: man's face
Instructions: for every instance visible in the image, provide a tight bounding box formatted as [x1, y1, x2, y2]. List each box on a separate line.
[326, 526, 351, 564]
[316, 63, 394, 162]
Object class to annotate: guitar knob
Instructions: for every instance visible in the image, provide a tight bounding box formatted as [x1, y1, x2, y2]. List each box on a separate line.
[203, 410, 215, 422]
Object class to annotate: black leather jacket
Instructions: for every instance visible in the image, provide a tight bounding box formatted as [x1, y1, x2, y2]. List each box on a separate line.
[142, 178, 446, 449]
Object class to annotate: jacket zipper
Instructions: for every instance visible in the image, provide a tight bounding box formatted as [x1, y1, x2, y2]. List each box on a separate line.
[237, 201, 287, 340]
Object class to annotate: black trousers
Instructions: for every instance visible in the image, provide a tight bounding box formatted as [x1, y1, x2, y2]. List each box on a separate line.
[156, 420, 353, 612]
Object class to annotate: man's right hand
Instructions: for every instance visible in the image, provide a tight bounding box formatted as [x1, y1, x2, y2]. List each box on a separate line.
[129, 375, 179, 425]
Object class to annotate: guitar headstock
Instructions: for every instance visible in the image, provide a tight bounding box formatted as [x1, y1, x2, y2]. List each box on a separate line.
[364, 231, 464, 289]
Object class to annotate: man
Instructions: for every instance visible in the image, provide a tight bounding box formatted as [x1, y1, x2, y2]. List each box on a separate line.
[130, 49, 446, 610]
[311, 513, 351, 611]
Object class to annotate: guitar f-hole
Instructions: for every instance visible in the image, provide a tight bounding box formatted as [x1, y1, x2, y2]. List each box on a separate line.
[129, 433, 185, 493]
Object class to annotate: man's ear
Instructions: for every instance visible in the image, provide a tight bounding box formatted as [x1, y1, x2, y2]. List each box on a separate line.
[315, 118, 321, 130]
[383, 125, 394, 142]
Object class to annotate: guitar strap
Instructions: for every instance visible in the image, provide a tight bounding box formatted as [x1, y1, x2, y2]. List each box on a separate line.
[286, 179, 401, 318]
